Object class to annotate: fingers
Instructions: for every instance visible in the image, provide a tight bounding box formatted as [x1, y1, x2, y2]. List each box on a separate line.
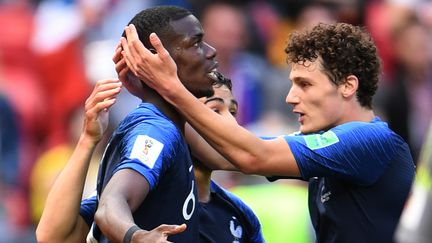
[84, 98, 116, 122]
[120, 36, 135, 76]
[112, 41, 122, 63]
[156, 224, 187, 236]
[128, 24, 151, 56]
[85, 79, 122, 114]
[115, 56, 129, 82]
[148, 33, 170, 60]
[85, 79, 120, 104]
[122, 24, 154, 75]
[113, 40, 130, 83]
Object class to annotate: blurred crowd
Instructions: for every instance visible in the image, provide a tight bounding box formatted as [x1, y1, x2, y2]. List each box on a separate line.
[0, 0, 431, 242]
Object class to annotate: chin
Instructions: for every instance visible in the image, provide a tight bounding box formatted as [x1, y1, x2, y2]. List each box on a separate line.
[300, 125, 319, 135]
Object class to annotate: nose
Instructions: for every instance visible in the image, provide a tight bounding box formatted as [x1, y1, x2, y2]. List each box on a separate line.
[286, 86, 299, 105]
[204, 42, 217, 59]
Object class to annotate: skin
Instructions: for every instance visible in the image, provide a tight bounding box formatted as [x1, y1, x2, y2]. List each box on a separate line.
[35, 60, 236, 243]
[194, 84, 239, 202]
[36, 78, 122, 243]
[120, 25, 376, 177]
[95, 14, 218, 243]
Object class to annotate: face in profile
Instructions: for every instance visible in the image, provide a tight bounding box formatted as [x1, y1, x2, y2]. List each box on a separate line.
[168, 15, 219, 99]
[200, 83, 238, 119]
[286, 60, 345, 134]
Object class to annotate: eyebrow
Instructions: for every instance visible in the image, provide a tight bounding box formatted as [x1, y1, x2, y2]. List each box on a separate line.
[204, 97, 238, 107]
[189, 33, 203, 43]
[204, 97, 224, 104]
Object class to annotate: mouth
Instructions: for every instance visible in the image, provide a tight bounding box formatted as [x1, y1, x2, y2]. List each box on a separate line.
[207, 63, 219, 82]
[293, 110, 305, 123]
[207, 70, 218, 81]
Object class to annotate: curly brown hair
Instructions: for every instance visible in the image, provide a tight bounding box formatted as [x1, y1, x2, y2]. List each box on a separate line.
[285, 23, 381, 109]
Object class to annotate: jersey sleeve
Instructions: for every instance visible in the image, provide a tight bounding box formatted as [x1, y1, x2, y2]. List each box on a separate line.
[285, 121, 400, 185]
[79, 194, 97, 227]
[113, 124, 180, 190]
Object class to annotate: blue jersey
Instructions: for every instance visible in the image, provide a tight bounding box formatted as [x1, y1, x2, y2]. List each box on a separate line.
[81, 182, 264, 242]
[93, 103, 198, 242]
[199, 181, 264, 243]
[271, 117, 414, 243]
[80, 194, 97, 227]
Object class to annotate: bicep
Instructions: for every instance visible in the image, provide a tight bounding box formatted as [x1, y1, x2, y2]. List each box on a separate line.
[99, 169, 150, 212]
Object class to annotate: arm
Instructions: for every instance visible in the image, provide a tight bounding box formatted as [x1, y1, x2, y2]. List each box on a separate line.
[113, 42, 234, 172]
[36, 78, 122, 243]
[185, 123, 237, 171]
[121, 25, 300, 177]
[94, 169, 186, 242]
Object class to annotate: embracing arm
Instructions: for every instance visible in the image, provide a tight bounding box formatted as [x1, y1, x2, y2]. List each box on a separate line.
[185, 123, 237, 171]
[36, 79, 122, 243]
[121, 25, 300, 177]
[95, 169, 186, 242]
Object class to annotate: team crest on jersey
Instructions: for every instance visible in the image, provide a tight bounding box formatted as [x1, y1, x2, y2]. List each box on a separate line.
[230, 216, 242, 243]
[304, 131, 339, 150]
[129, 135, 164, 169]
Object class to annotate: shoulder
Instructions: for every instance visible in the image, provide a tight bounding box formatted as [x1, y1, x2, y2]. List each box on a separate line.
[210, 181, 260, 222]
[121, 105, 184, 150]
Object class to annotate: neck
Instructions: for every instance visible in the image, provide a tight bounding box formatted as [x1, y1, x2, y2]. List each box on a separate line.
[139, 85, 185, 132]
[193, 162, 212, 203]
[342, 102, 376, 124]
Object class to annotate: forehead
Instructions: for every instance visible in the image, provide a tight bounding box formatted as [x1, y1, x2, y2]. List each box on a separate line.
[169, 15, 203, 42]
[212, 85, 233, 99]
[289, 60, 324, 80]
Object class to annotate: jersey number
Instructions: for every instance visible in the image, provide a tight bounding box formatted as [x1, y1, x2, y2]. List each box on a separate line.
[182, 180, 196, 220]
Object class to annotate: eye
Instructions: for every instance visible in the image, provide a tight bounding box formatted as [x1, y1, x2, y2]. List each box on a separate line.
[230, 109, 237, 117]
[212, 108, 221, 114]
[299, 81, 311, 88]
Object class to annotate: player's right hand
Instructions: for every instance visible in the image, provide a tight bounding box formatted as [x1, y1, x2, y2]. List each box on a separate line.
[132, 224, 187, 243]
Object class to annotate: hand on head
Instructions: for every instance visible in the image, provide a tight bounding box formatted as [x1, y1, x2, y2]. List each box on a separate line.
[120, 24, 183, 98]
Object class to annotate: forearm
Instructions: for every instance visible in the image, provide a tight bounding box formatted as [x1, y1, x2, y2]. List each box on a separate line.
[95, 197, 137, 243]
[185, 123, 237, 171]
[167, 84, 265, 174]
[95, 169, 150, 242]
[36, 134, 97, 242]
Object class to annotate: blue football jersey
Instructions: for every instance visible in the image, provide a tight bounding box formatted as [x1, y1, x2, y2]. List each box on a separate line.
[282, 117, 415, 243]
[82, 182, 264, 242]
[80, 194, 97, 227]
[198, 181, 264, 243]
[94, 103, 198, 242]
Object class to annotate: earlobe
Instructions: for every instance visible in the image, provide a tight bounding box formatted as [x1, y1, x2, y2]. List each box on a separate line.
[342, 75, 358, 98]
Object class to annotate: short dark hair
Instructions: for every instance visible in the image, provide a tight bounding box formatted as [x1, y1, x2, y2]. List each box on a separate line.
[285, 23, 381, 109]
[123, 6, 192, 50]
[213, 71, 232, 91]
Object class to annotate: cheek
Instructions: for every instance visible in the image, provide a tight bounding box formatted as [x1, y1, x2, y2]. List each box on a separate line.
[307, 94, 340, 123]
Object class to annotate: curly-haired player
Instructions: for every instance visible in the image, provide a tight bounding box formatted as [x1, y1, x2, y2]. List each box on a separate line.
[121, 22, 415, 243]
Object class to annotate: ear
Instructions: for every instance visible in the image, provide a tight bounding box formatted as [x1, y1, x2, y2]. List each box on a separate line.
[341, 75, 358, 98]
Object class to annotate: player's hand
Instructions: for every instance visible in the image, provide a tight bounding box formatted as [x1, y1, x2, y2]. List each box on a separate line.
[83, 78, 122, 143]
[131, 224, 186, 243]
[113, 42, 129, 84]
[121, 24, 182, 98]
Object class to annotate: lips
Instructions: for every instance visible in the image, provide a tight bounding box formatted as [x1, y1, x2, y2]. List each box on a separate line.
[293, 110, 305, 123]
[207, 62, 219, 81]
